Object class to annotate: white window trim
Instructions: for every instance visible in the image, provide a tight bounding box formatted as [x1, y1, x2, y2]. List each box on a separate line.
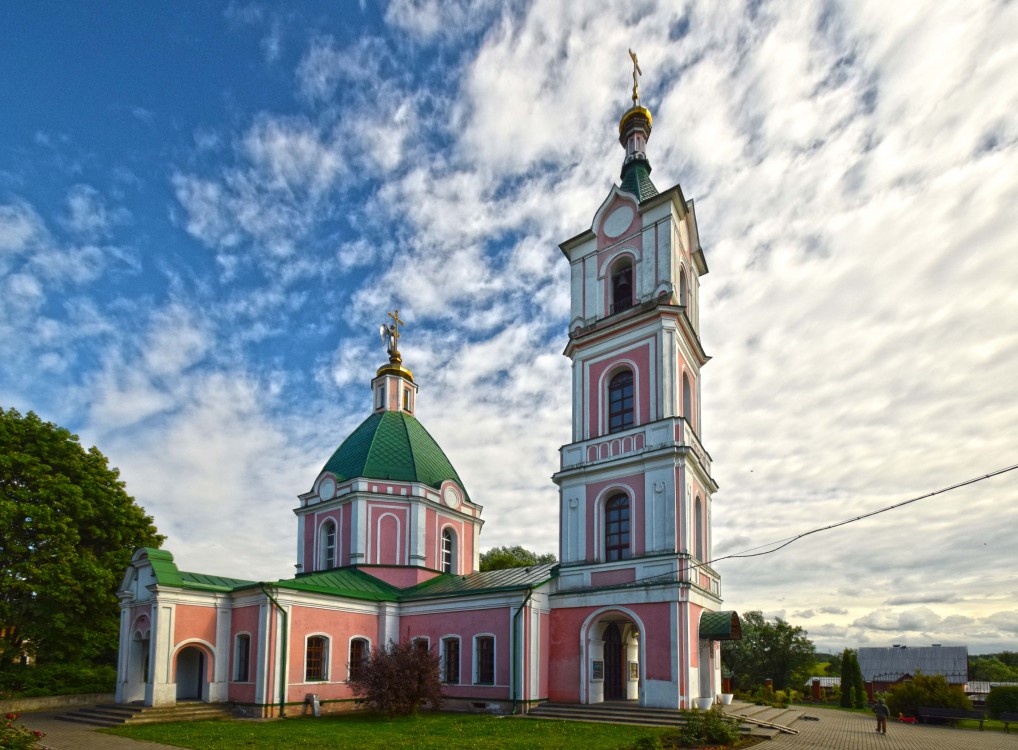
[303, 633, 331, 683]
[233, 632, 253, 683]
[439, 525, 458, 574]
[439, 635, 461, 685]
[347, 635, 372, 682]
[472, 633, 496, 685]
[598, 361, 641, 436]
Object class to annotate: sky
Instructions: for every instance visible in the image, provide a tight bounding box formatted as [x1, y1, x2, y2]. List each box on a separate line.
[1, 1, 1016, 655]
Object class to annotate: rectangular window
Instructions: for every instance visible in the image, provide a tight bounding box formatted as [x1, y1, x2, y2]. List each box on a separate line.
[349, 638, 368, 681]
[234, 634, 250, 682]
[306, 636, 328, 681]
[475, 636, 495, 685]
[442, 637, 460, 685]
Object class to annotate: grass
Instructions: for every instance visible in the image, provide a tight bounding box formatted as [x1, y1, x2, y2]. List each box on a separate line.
[105, 712, 674, 750]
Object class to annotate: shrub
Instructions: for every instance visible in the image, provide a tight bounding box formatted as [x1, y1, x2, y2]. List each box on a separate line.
[633, 736, 663, 750]
[885, 673, 970, 718]
[1, 713, 46, 750]
[0, 663, 116, 698]
[678, 706, 741, 747]
[348, 639, 442, 717]
[986, 686, 1018, 719]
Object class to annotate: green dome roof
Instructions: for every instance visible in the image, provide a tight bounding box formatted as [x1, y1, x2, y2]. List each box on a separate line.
[320, 411, 469, 500]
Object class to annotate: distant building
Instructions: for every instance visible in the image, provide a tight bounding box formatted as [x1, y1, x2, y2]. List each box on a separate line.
[858, 645, 968, 699]
[802, 675, 839, 701]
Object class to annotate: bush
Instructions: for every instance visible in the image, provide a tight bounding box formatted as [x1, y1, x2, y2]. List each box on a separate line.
[1, 713, 46, 750]
[349, 639, 442, 717]
[986, 686, 1018, 719]
[678, 706, 742, 747]
[0, 663, 116, 697]
[885, 673, 970, 718]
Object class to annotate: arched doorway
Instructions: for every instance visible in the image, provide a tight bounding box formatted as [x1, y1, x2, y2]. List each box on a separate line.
[175, 646, 207, 702]
[584, 613, 641, 704]
[604, 622, 625, 700]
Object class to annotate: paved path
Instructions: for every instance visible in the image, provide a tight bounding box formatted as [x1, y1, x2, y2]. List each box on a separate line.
[10, 711, 178, 750]
[764, 705, 1018, 750]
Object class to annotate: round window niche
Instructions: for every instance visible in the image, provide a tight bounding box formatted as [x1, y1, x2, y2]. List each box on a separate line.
[319, 478, 336, 501]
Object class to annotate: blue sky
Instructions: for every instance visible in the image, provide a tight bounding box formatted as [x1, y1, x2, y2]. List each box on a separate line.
[2, 1, 1016, 653]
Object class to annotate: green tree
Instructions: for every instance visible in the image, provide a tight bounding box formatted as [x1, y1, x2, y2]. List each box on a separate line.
[970, 656, 1018, 682]
[839, 648, 854, 707]
[349, 638, 443, 716]
[850, 651, 867, 708]
[478, 545, 556, 571]
[0, 408, 163, 667]
[720, 611, 816, 691]
[885, 672, 970, 718]
[986, 686, 1018, 719]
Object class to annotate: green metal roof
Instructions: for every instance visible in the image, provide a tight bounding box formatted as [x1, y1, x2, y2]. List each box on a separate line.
[272, 568, 400, 601]
[620, 159, 658, 203]
[401, 563, 557, 600]
[699, 610, 742, 641]
[320, 411, 469, 500]
[138, 548, 256, 592]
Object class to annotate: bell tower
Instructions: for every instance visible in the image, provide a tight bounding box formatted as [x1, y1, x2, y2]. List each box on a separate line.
[549, 54, 731, 710]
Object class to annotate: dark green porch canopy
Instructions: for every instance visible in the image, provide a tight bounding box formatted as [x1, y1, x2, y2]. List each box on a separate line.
[699, 610, 742, 641]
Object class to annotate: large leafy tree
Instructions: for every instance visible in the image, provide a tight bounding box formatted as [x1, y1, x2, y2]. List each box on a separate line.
[720, 610, 816, 691]
[0, 408, 163, 667]
[479, 545, 556, 571]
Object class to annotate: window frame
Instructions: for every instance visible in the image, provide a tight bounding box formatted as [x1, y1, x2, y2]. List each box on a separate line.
[305, 634, 330, 682]
[608, 370, 635, 434]
[441, 527, 457, 574]
[473, 634, 496, 686]
[440, 636, 461, 685]
[610, 259, 634, 315]
[604, 493, 632, 562]
[233, 633, 251, 682]
[319, 519, 337, 570]
[694, 497, 704, 561]
[348, 637, 370, 682]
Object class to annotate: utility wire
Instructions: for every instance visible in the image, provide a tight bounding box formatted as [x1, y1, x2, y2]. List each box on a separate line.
[707, 463, 1018, 566]
[626, 463, 1018, 588]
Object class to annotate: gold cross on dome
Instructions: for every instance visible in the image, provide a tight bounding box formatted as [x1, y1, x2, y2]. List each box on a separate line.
[382, 308, 407, 361]
[629, 48, 642, 104]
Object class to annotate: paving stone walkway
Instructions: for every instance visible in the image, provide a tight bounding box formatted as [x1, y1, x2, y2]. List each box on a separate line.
[761, 705, 1018, 750]
[9, 710, 178, 750]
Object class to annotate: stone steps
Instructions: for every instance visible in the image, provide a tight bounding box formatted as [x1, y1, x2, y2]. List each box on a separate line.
[57, 702, 234, 728]
[525, 700, 791, 739]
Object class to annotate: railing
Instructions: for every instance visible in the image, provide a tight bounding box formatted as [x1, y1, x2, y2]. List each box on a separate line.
[608, 298, 633, 315]
[559, 417, 711, 474]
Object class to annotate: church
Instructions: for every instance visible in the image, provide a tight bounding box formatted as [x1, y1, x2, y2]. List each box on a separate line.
[115, 68, 742, 716]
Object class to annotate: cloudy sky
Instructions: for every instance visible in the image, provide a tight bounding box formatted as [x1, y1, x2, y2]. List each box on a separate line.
[2, 1, 1016, 654]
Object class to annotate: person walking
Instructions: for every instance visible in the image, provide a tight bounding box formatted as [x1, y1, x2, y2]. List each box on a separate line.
[873, 697, 890, 734]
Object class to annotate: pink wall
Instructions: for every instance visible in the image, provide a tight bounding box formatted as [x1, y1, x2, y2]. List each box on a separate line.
[282, 606, 378, 702]
[173, 604, 216, 646]
[401, 607, 512, 697]
[549, 602, 675, 703]
[586, 341, 653, 437]
[590, 568, 636, 587]
[584, 472, 645, 562]
[356, 566, 441, 588]
[228, 605, 260, 703]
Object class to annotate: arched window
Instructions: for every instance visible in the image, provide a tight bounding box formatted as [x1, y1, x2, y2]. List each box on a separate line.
[610, 260, 633, 314]
[474, 635, 495, 685]
[305, 636, 328, 681]
[694, 497, 704, 561]
[682, 373, 693, 429]
[441, 528, 456, 574]
[608, 370, 634, 434]
[679, 268, 688, 307]
[320, 520, 337, 570]
[441, 636, 460, 684]
[234, 634, 251, 682]
[348, 638, 369, 682]
[605, 494, 631, 562]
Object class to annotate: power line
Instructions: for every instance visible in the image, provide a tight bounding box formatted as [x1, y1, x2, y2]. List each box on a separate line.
[626, 463, 1018, 589]
[709, 462, 1018, 566]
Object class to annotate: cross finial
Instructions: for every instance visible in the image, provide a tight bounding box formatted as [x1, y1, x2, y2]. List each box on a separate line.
[628, 49, 642, 104]
[380, 309, 407, 363]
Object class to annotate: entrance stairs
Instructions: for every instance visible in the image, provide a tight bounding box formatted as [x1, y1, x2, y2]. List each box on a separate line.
[526, 700, 801, 739]
[56, 702, 235, 728]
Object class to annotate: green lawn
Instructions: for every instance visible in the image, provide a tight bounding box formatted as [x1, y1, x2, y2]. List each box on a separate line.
[106, 712, 672, 750]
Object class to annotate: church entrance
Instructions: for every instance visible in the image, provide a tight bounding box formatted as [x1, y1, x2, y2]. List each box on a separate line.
[175, 646, 207, 701]
[584, 613, 641, 704]
[603, 622, 625, 700]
